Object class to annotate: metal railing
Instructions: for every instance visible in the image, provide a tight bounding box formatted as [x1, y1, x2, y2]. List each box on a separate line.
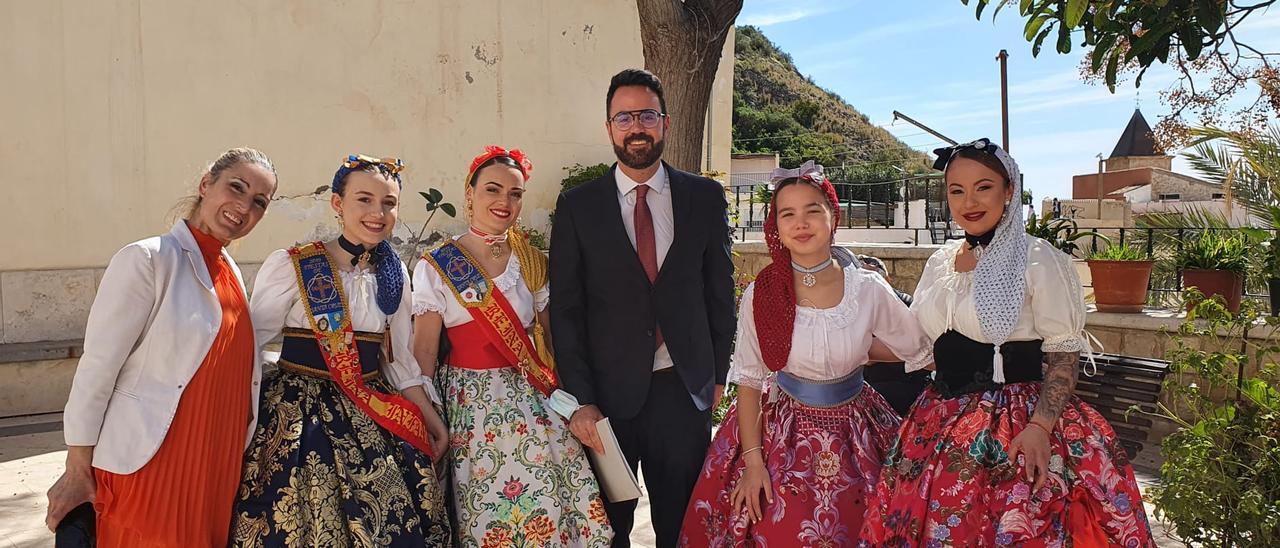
[728, 175, 951, 243]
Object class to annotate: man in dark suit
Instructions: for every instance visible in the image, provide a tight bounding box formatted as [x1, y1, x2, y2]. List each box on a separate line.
[549, 68, 735, 547]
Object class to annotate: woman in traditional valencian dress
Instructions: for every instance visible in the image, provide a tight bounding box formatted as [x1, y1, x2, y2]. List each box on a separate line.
[679, 162, 932, 547]
[412, 146, 612, 547]
[230, 155, 452, 547]
[47, 148, 276, 546]
[859, 139, 1155, 546]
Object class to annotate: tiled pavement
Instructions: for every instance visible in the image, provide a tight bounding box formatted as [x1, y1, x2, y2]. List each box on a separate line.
[1, 413, 1184, 547]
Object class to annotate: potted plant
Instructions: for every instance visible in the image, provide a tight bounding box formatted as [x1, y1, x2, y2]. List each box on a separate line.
[1175, 231, 1248, 314]
[1086, 244, 1154, 313]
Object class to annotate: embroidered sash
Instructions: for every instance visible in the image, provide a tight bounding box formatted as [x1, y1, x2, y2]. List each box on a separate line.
[426, 242, 559, 397]
[288, 242, 434, 458]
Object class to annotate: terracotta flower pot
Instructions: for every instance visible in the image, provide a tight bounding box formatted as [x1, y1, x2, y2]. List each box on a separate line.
[1182, 269, 1244, 314]
[1087, 259, 1153, 313]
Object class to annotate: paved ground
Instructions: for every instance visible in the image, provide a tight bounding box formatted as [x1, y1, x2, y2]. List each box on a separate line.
[1, 413, 1184, 547]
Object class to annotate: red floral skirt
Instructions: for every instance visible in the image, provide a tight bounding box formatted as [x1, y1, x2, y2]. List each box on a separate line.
[680, 381, 901, 547]
[859, 382, 1156, 547]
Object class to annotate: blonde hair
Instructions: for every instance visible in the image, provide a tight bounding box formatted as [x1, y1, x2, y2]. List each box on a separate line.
[170, 147, 278, 222]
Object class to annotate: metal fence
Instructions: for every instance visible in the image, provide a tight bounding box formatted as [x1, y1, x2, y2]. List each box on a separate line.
[728, 174, 952, 243]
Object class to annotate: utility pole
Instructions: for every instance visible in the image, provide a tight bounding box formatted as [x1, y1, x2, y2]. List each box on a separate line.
[998, 50, 1010, 152]
[1096, 154, 1105, 219]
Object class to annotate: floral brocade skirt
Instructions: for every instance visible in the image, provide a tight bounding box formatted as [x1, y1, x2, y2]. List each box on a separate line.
[228, 367, 452, 547]
[859, 382, 1156, 547]
[438, 364, 612, 548]
[680, 380, 902, 547]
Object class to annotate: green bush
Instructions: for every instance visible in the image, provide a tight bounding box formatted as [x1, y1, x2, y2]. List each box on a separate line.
[1147, 293, 1280, 546]
[1024, 213, 1110, 256]
[561, 163, 611, 194]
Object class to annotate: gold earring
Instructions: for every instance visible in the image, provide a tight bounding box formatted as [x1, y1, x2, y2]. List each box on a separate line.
[465, 196, 474, 220]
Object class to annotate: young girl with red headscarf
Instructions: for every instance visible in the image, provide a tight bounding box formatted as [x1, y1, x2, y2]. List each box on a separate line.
[679, 161, 933, 546]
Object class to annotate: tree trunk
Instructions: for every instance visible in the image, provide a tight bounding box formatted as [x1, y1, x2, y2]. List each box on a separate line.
[636, 0, 742, 174]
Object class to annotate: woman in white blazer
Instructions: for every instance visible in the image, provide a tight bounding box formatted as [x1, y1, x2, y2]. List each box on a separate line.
[45, 148, 278, 547]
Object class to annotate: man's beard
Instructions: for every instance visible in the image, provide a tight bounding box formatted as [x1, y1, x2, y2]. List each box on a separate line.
[613, 133, 665, 170]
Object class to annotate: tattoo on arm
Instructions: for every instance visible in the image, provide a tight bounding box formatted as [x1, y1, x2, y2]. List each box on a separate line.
[1035, 351, 1079, 424]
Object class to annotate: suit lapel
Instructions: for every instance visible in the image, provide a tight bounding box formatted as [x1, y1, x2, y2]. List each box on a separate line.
[594, 166, 651, 284]
[171, 222, 216, 292]
[657, 162, 692, 284]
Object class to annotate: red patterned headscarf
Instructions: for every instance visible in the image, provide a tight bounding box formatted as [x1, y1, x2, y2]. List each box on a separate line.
[753, 160, 842, 372]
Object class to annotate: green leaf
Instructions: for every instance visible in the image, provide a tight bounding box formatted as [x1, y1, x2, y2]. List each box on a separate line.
[1104, 47, 1121, 91]
[1056, 18, 1072, 54]
[424, 203, 437, 212]
[992, 0, 1012, 19]
[1019, 0, 1035, 16]
[1091, 35, 1117, 72]
[441, 203, 457, 218]
[1197, 0, 1224, 33]
[1033, 27, 1053, 56]
[418, 191, 432, 201]
[1179, 26, 1204, 60]
[428, 188, 443, 203]
[1065, 0, 1087, 27]
[975, 0, 989, 20]
[1024, 14, 1051, 41]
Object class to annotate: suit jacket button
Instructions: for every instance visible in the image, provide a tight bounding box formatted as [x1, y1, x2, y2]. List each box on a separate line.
[646, 329, 654, 337]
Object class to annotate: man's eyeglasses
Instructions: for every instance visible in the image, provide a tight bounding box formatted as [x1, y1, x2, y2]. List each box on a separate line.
[609, 109, 666, 131]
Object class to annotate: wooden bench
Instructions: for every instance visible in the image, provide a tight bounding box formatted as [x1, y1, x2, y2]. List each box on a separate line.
[1073, 352, 1171, 460]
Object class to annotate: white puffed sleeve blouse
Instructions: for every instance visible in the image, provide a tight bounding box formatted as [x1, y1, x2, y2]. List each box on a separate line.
[727, 263, 934, 390]
[911, 236, 1088, 353]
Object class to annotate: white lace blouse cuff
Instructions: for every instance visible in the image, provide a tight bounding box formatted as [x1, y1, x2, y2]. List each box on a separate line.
[1042, 335, 1085, 353]
[904, 350, 935, 373]
[727, 369, 766, 390]
[420, 375, 443, 406]
[412, 301, 445, 317]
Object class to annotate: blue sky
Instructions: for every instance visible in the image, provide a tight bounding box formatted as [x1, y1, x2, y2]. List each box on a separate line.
[737, 0, 1280, 203]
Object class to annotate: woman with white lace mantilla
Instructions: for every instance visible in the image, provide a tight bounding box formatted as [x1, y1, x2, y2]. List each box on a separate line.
[859, 139, 1155, 546]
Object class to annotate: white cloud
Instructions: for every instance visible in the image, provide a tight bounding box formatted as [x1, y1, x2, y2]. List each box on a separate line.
[741, 8, 825, 27]
[798, 18, 962, 57]
[738, 1, 844, 27]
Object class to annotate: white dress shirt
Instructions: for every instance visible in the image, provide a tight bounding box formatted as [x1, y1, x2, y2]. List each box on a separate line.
[615, 165, 676, 371]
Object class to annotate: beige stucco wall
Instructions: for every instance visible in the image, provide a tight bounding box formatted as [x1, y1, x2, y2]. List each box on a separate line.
[2, 1, 733, 273]
[731, 154, 781, 175]
[1150, 170, 1223, 201]
[1105, 155, 1173, 172]
[702, 30, 735, 181]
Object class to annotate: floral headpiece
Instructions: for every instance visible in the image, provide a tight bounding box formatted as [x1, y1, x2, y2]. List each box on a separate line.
[332, 154, 404, 194]
[467, 145, 533, 183]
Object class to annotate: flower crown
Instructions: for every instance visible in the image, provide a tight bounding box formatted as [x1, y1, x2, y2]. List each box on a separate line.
[468, 145, 533, 182]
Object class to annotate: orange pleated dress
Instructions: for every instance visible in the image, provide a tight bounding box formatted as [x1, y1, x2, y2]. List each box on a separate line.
[93, 222, 254, 547]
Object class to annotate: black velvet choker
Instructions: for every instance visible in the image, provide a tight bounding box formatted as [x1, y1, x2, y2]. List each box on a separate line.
[964, 229, 995, 249]
[337, 235, 377, 266]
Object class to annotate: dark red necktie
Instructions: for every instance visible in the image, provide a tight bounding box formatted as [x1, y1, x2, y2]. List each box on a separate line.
[634, 184, 663, 348]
